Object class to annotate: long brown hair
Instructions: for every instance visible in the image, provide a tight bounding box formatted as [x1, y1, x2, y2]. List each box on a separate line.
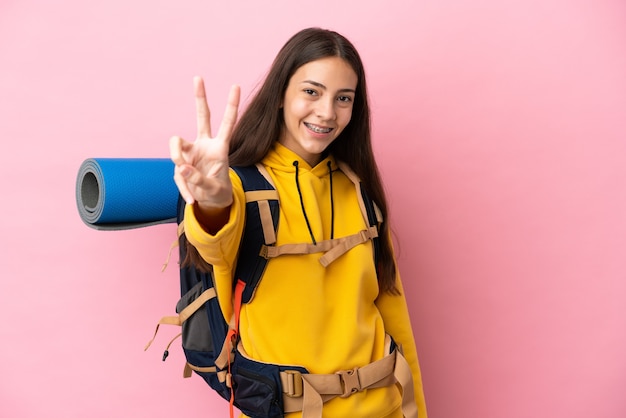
[188, 28, 399, 294]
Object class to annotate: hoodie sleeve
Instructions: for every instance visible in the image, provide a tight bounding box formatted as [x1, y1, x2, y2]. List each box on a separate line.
[375, 273, 428, 418]
[182, 169, 246, 322]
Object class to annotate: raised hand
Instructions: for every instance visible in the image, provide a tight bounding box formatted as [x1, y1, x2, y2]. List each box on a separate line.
[170, 77, 240, 210]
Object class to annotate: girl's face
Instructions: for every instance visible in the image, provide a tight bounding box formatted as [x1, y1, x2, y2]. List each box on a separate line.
[279, 56, 358, 167]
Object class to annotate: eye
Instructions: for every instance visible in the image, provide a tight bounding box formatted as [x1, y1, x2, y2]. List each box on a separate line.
[337, 95, 354, 105]
[303, 88, 318, 96]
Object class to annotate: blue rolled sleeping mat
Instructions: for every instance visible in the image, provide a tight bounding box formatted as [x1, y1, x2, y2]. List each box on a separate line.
[76, 158, 179, 230]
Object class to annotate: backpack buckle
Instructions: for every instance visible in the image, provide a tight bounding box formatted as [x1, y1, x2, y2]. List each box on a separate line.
[283, 370, 303, 397]
[336, 367, 361, 398]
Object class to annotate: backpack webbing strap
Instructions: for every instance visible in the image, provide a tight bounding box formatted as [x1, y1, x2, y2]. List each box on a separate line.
[335, 161, 382, 268]
[244, 190, 278, 245]
[335, 161, 381, 224]
[259, 226, 379, 267]
[144, 287, 217, 351]
[395, 347, 419, 418]
[183, 362, 221, 378]
[160, 222, 186, 272]
[277, 335, 417, 418]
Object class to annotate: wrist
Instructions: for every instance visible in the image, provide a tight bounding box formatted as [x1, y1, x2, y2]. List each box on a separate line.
[193, 201, 231, 234]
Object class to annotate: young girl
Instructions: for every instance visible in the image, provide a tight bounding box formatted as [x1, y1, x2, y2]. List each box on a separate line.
[170, 27, 427, 418]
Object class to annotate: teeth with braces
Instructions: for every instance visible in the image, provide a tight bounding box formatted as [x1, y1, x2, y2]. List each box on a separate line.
[305, 123, 332, 134]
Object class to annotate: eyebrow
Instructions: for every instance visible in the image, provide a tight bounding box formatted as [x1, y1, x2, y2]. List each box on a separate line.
[302, 80, 356, 94]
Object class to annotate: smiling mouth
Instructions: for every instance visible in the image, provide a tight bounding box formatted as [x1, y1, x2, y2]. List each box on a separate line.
[304, 122, 333, 134]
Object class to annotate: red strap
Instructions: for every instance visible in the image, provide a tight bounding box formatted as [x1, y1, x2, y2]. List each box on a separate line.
[233, 279, 245, 331]
[228, 279, 246, 418]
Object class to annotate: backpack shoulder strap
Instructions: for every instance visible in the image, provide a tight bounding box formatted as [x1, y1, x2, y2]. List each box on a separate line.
[359, 181, 382, 273]
[231, 164, 280, 304]
[335, 160, 382, 272]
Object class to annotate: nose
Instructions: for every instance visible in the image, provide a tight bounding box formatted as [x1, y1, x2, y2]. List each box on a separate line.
[315, 97, 336, 121]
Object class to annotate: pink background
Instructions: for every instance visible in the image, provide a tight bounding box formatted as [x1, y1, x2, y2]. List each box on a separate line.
[1, 0, 625, 417]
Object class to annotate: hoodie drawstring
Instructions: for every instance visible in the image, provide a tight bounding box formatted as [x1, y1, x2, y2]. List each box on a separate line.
[292, 160, 335, 245]
[293, 161, 317, 245]
[327, 161, 335, 240]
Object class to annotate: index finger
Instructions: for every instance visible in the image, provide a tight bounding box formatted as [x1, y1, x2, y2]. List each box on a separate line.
[216, 84, 241, 141]
[194, 76, 212, 138]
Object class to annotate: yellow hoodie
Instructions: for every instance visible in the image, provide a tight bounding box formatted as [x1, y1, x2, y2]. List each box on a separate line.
[184, 142, 427, 417]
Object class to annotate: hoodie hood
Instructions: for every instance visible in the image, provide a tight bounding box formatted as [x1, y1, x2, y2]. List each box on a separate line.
[262, 141, 337, 177]
[262, 141, 337, 244]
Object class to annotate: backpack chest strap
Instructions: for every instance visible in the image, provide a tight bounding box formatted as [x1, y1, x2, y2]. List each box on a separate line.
[259, 225, 378, 267]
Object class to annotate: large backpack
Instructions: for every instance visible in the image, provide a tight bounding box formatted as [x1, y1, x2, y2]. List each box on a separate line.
[145, 163, 417, 418]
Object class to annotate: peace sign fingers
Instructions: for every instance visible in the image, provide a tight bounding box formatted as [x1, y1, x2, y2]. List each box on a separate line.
[195, 77, 240, 144]
[195, 76, 212, 138]
[170, 77, 240, 208]
[216, 84, 241, 143]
